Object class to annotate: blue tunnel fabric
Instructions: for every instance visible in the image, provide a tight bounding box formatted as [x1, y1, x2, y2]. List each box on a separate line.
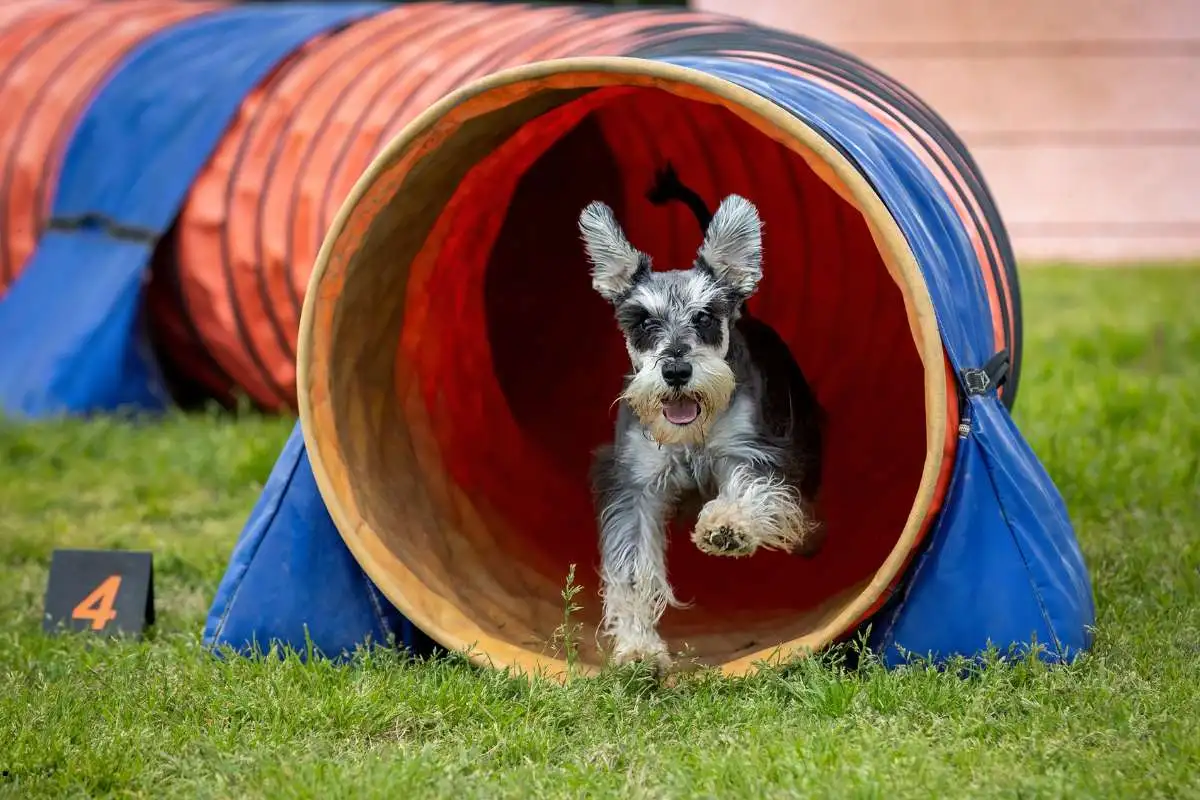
[202, 421, 437, 660]
[0, 2, 385, 418]
[869, 399, 1096, 666]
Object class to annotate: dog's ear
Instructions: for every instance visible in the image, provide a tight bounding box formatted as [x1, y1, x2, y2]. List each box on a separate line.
[579, 201, 651, 303]
[696, 194, 763, 298]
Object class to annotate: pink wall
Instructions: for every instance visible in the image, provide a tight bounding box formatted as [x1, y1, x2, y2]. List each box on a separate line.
[694, 0, 1200, 264]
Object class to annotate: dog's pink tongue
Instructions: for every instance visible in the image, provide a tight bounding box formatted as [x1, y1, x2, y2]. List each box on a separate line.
[663, 398, 700, 425]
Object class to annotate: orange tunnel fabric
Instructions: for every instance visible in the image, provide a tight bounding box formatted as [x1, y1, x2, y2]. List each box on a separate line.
[401, 85, 934, 634]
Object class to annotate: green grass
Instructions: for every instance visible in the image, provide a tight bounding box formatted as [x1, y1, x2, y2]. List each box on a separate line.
[2, 266, 1199, 798]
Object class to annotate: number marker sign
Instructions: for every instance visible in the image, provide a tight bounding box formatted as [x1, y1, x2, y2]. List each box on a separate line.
[43, 549, 154, 638]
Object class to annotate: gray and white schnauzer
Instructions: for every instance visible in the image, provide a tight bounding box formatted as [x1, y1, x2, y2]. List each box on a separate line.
[580, 172, 825, 671]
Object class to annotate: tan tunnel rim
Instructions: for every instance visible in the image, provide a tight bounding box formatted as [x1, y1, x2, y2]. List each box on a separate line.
[296, 56, 949, 679]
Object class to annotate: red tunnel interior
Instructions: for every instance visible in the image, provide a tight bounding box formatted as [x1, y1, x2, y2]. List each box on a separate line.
[394, 85, 935, 649]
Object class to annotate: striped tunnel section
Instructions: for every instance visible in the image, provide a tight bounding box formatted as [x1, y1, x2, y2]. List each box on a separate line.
[0, 0, 386, 416]
[0, 0, 221, 294]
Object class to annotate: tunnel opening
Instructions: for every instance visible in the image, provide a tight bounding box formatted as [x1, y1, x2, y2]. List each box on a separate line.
[301, 63, 956, 675]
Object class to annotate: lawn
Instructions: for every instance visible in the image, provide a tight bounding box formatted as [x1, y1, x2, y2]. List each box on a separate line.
[1, 266, 1198, 798]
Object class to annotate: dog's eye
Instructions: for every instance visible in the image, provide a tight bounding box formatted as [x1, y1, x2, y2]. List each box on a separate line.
[693, 311, 714, 328]
[639, 317, 655, 331]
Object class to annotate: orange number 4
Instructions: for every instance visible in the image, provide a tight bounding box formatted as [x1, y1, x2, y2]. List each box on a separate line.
[71, 575, 122, 631]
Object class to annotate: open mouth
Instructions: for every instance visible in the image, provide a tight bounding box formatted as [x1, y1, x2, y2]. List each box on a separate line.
[662, 396, 701, 426]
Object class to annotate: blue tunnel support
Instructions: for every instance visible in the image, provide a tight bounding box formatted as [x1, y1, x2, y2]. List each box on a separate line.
[203, 421, 436, 660]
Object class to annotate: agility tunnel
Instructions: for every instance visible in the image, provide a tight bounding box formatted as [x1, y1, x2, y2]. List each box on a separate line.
[0, 1, 1093, 676]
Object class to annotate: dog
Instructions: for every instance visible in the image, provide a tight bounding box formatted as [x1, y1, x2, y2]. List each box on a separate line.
[580, 167, 826, 671]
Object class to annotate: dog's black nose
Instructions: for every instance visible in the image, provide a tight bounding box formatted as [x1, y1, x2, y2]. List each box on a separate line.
[661, 358, 693, 388]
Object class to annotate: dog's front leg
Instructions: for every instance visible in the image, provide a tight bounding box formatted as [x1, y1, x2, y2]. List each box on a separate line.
[597, 486, 678, 671]
[692, 462, 819, 558]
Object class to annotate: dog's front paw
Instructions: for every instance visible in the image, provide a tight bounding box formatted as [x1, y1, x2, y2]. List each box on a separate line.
[695, 524, 756, 557]
[692, 501, 758, 557]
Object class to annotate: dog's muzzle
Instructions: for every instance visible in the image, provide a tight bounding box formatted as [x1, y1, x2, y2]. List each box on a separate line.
[660, 359, 700, 425]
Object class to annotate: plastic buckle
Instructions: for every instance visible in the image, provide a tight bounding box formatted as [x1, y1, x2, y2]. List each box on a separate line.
[963, 368, 991, 395]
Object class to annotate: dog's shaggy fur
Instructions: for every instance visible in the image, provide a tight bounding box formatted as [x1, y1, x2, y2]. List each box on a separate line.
[580, 172, 825, 671]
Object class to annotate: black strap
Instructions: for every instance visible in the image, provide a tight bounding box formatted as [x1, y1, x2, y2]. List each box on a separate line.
[46, 213, 159, 245]
[962, 349, 1010, 396]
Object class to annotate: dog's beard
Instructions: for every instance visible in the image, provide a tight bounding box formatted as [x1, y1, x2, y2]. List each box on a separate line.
[620, 351, 735, 446]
